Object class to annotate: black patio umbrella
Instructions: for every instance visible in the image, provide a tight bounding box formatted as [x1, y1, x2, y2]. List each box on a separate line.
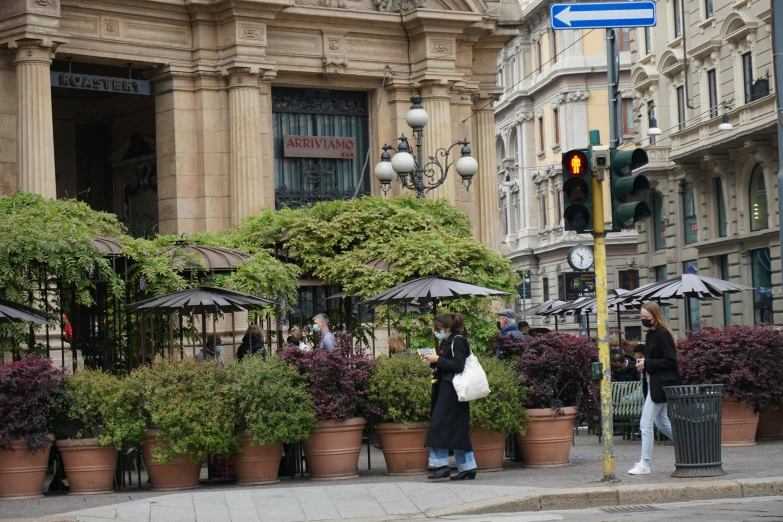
[519, 299, 567, 331]
[0, 299, 54, 325]
[615, 274, 753, 330]
[358, 276, 508, 308]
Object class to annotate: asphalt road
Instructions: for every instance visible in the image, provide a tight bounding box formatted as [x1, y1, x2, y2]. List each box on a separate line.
[432, 496, 783, 521]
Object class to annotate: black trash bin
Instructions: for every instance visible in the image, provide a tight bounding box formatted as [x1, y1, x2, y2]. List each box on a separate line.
[664, 384, 726, 478]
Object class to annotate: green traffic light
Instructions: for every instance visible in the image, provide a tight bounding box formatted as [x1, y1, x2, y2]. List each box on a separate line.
[613, 175, 650, 201]
[609, 147, 651, 230]
[612, 148, 649, 175]
[615, 201, 652, 229]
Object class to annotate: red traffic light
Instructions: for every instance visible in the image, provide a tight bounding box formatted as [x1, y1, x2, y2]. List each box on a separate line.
[562, 150, 589, 176]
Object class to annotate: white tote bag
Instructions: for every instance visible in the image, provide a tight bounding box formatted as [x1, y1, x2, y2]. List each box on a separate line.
[450, 335, 491, 402]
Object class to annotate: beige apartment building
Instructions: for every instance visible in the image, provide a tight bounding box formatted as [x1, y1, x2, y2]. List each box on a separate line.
[494, 0, 646, 338]
[631, 0, 781, 329]
[0, 0, 516, 248]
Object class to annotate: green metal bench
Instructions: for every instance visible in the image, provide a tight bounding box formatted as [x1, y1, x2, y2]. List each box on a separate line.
[612, 381, 644, 440]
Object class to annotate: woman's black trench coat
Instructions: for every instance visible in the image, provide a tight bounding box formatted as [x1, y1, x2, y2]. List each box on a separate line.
[424, 333, 472, 451]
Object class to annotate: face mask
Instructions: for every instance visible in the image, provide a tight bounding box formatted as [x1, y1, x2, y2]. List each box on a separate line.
[497, 321, 503, 331]
[642, 318, 653, 328]
[313, 324, 321, 333]
[216, 346, 223, 354]
[434, 330, 447, 340]
[94, 327, 99, 334]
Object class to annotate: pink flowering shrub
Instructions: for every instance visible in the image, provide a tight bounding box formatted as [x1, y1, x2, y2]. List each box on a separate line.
[280, 332, 380, 422]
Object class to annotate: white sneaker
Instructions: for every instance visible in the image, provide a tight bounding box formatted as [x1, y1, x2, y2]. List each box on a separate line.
[627, 462, 650, 475]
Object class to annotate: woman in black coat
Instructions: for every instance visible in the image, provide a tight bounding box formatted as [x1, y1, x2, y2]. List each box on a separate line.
[422, 312, 477, 481]
[236, 324, 266, 361]
[628, 301, 681, 476]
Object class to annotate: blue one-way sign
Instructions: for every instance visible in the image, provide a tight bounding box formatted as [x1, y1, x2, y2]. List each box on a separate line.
[551, 2, 656, 30]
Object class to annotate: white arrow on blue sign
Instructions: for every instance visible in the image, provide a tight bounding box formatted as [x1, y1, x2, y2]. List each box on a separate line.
[551, 2, 656, 30]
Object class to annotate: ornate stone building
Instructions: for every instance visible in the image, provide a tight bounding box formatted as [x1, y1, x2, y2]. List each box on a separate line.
[630, 0, 782, 329]
[494, 0, 644, 338]
[0, 0, 516, 247]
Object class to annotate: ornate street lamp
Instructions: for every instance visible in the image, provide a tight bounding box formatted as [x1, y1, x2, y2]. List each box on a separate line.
[374, 93, 478, 197]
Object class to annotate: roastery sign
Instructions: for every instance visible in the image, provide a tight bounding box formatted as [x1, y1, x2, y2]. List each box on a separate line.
[283, 135, 357, 159]
[51, 72, 151, 95]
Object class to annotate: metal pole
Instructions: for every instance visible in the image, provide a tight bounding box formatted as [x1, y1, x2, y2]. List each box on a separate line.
[773, 0, 783, 291]
[606, 29, 621, 149]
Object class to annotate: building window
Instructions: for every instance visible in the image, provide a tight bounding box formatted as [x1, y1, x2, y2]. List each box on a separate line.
[543, 277, 550, 302]
[751, 248, 773, 324]
[622, 98, 634, 135]
[647, 100, 656, 145]
[644, 27, 652, 55]
[715, 178, 727, 237]
[551, 31, 558, 64]
[655, 265, 670, 321]
[498, 68, 503, 88]
[536, 40, 543, 74]
[652, 190, 666, 251]
[618, 270, 640, 290]
[707, 69, 718, 118]
[720, 254, 731, 326]
[683, 181, 698, 244]
[538, 117, 545, 152]
[749, 164, 768, 231]
[556, 188, 562, 221]
[553, 108, 560, 145]
[618, 28, 631, 52]
[541, 191, 548, 228]
[673, 0, 682, 38]
[509, 58, 517, 88]
[742, 52, 753, 103]
[705, 0, 714, 19]
[683, 260, 701, 329]
[676, 86, 686, 130]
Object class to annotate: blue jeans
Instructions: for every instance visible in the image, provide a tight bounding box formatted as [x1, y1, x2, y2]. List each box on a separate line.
[429, 447, 477, 472]
[640, 391, 673, 460]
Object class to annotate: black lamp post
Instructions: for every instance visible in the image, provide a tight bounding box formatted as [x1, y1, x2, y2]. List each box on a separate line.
[374, 93, 479, 198]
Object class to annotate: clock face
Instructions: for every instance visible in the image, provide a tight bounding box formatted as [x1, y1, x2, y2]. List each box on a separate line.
[569, 245, 594, 271]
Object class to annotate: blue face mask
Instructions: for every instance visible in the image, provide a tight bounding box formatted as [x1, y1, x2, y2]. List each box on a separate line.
[216, 346, 223, 354]
[313, 324, 321, 333]
[434, 330, 446, 340]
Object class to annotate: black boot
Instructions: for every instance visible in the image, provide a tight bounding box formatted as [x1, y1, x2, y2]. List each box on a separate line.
[450, 469, 477, 481]
[427, 466, 450, 480]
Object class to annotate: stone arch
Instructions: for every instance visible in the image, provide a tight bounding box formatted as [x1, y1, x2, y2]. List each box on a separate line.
[721, 12, 750, 40]
[631, 64, 659, 93]
[508, 127, 519, 165]
[657, 49, 684, 76]
[496, 136, 505, 171]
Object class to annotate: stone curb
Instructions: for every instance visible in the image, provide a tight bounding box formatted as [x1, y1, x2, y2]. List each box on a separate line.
[425, 477, 783, 518]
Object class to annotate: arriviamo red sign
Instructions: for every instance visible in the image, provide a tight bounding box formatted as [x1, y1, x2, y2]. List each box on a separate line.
[283, 135, 357, 159]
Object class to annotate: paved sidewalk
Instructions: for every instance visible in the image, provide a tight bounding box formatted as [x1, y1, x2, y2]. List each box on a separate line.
[2, 437, 782, 521]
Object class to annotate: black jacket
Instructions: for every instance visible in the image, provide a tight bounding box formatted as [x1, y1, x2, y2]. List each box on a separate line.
[612, 356, 641, 382]
[641, 327, 681, 403]
[236, 334, 266, 361]
[424, 333, 472, 451]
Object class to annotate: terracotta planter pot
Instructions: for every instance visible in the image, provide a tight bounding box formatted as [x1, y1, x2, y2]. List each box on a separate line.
[0, 434, 54, 500]
[56, 439, 118, 495]
[469, 428, 506, 472]
[142, 430, 201, 491]
[232, 432, 282, 485]
[376, 422, 429, 475]
[757, 405, 783, 440]
[303, 418, 366, 480]
[721, 398, 759, 447]
[515, 407, 577, 468]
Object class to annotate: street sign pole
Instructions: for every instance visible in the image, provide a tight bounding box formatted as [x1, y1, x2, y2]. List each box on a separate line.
[606, 29, 622, 150]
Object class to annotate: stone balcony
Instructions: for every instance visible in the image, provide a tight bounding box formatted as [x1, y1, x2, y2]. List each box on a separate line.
[670, 94, 777, 161]
[635, 145, 673, 175]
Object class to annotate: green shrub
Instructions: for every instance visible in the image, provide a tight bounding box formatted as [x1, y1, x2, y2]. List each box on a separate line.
[52, 369, 145, 450]
[127, 358, 240, 464]
[228, 355, 317, 446]
[366, 355, 432, 425]
[470, 356, 530, 436]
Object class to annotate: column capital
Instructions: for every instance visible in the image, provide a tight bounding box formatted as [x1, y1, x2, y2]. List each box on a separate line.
[12, 39, 56, 65]
[227, 68, 261, 89]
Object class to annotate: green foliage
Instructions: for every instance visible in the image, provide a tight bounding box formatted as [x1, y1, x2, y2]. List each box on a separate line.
[470, 356, 530, 436]
[52, 370, 146, 450]
[126, 358, 240, 464]
[366, 355, 432, 424]
[227, 355, 318, 445]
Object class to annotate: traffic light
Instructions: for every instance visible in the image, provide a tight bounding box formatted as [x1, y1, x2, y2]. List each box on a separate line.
[609, 148, 652, 230]
[562, 149, 592, 232]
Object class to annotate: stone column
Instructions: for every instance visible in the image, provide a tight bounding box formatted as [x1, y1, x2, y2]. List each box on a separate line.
[228, 69, 264, 224]
[420, 83, 454, 203]
[15, 41, 56, 199]
[472, 100, 500, 251]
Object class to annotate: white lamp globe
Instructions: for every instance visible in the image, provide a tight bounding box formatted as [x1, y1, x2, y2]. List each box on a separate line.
[374, 159, 396, 183]
[405, 93, 428, 130]
[456, 155, 478, 177]
[391, 151, 415, 174]
[718, 113, 733, 131]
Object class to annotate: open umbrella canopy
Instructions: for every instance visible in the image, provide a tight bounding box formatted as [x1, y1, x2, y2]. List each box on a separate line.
[0, 299, 55, 325]
[359, 276, 507, 307]
[126, 286, 276, 315]
[519, 299, 567, 317]
[616, 274, 752, 303]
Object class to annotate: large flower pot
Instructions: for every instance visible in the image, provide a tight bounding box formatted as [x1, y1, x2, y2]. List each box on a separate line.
[376, 422, 429, 475]
[757, 405, 783, 440]
[721, 398, 759, 447]
[469, 428, 506, 472]
[0, 434, 54, 500]
[303, 418, 367, 480]
[56, 439, 118, 495]
[142, 430, 201, 491]
[232, 431, 282, 485]
[515, 407, 577, 468]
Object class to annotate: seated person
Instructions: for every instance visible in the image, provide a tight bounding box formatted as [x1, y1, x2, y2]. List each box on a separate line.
[611, 352, 641, 382]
